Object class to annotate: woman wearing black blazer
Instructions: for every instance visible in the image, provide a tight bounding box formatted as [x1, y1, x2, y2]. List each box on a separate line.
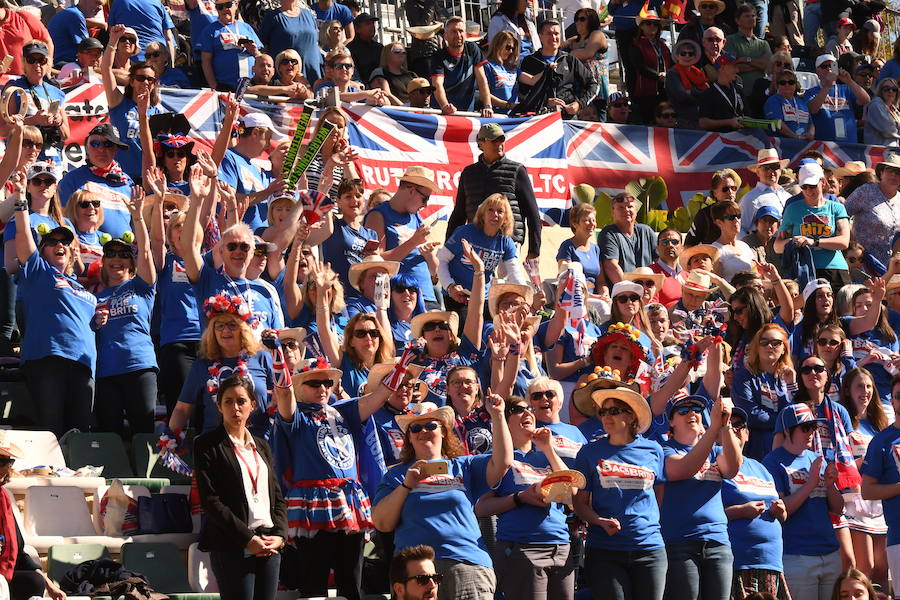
[195, 375, 288, 600]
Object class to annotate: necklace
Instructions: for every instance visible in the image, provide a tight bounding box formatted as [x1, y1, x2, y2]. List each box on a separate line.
[207, 351, 250, 396]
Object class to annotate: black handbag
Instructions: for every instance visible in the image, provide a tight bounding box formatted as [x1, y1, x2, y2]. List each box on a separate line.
[136, 493, 192, 534]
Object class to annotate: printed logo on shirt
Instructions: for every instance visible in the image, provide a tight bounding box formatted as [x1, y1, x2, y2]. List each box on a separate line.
[597, 459, 655, 489]
[891, 444, 900, 473]
[552, 435, 583, 459]
[316, 422, 355, 470]
[799, 213, 833, 238]
[732, 472, 778, 498]
[172, 260, 189, 283]
[125, 106, 140, 140]
[394, 223, 416, 246]
[781, 102, 810, 124]
[53, 273, 97, 306]
[84, 182, 128, 211]
[239, 164, 265, 193]
[412, 473, 466, 493]
[386, 428, 404, 460]
[512, 460, 551, 486]
[694, 460, 723, 482]
[760, 382, 779, 411]
[460, 245, 504, 273]
[822, 94, 849, 112]
[785, 466, 827, 498]
[106, 289, 139, 319]
[466, 426, 492, 455]
[219, 30, 242, 51]
[848, 430, 871, 460]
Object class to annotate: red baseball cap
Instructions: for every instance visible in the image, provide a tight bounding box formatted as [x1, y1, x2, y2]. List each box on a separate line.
[838, 17, 856, 29]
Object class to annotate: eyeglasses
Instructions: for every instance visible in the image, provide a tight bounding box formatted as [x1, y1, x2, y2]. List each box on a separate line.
[758, 337, 784, 348]
[104, 249, 132, 259]
[816, 338, 841, 347]
[302, 378, 334, 388]
[679, 51, 696, 57]
[0, 457, 15, 467]
[333, 63, 354, 70]
[89, 140, 116, 149]
[800, 364, 827, 375]
[422, 321, 451, 332]
[675, 405, 705, 416]
[132, 74, 157, 83]
[408, 421, 439, 433]
[22, 140, 42, 149]
[226, 242, 251, 252]
[616, 294, 641, 303]
[598, 406, 632, 417]
[800, 184, 819, 190]
[508, 404, 533, 416]
[213, 321, 239, 331]
[77, 200, 101, 208]
[530, 390, 556, 401]
[721, 214, 740, 221]
[634, 279, 655, 287]
[165, 149, 189, 159]
[353, 329, 380, 338]
[777, 80, 796, 86]
[798, 423, 818, 433]
[403, 573, 444, 586]
[660, 238, 680, 246]
[215, 1, 233, 8]
[42, 238, 71, 247]
[29, 177, 55, 187]
[25, 55, 48, 65]
[145, 51, 163, 59]
[719, 185, 738, 192]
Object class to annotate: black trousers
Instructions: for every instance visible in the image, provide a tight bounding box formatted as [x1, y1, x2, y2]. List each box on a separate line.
[292, 531, 364, 600]
[158, 341, 199, 416]
[94, 368, 158, 436]
[23, 356, 94, 438]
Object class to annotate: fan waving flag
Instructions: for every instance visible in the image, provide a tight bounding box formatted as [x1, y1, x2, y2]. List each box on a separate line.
[824, 398, 863, 489]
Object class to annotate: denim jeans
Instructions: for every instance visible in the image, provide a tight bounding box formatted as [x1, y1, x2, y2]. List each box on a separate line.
[750, 0, 768, 38]
[585, 546, 667, 600]
[782, 551, 841, 600]
[664, 540, 733, 600]
[803, 1, 822, 47]
[209, 550, 281, 600]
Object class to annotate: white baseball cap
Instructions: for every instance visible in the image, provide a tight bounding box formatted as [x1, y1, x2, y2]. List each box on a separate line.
[798, 162, 825, 186]
[240, 112, 287, 140]
[26, 161, 62, 182]
[815, 53, 837, 68]
[611, 281, 644, 298]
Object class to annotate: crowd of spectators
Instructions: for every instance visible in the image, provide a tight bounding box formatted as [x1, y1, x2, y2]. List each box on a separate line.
[2, 0, 900, 600]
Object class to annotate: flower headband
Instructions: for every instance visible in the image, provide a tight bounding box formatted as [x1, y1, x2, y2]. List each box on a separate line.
[203, 293, 257, 326]
[299, 355, 333, 373]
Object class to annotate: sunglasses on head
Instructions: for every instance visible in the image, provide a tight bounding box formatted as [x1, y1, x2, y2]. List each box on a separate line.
[817, 337, 841, 347]
[78, 200, 101, 208]
[132, 74, 157, 83]
[302, 378, 334, 388]
[530, 390, 555, 401]
[353, 329, 379, 338]
[104, 248, 132, 259]
[675, 405, 704, 416]
[758, 337, 784, 348]
[22, 139, 42, 149]
[165, 149, 189, 159]
[25, 55, 48, 65]
[507, 404, 533, 416]
[800, 363, 827, 375]
[408, 421, 439, 433]
[226, 241, 251, 252]
[616, 294, 641, 303]
[598, 406, 632, 417]
[403, 573, 444, 586]
[29, 177, 55, 187]
[422, 321, 451, 332]
[89, 139, 116, 149]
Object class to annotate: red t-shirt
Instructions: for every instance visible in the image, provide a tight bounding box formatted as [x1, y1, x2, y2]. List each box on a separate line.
[0, 10, 50, 76]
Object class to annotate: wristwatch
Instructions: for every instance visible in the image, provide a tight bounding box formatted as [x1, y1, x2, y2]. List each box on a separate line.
[813, 237, 820, 247]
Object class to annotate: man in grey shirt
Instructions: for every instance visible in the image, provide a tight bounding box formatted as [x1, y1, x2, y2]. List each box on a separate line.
[600, 192, 658, 283]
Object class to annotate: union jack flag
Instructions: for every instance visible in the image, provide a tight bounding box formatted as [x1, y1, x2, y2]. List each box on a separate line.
[823, 397, 863, 489]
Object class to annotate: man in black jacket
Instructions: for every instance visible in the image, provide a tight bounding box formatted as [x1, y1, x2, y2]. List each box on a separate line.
[519, 19, 599, 119]
[446, 123, 541, 259]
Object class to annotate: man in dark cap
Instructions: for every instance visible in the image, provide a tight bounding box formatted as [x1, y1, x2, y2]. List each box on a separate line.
[348, 13, 383, 84]
[47, 0, 104, 65]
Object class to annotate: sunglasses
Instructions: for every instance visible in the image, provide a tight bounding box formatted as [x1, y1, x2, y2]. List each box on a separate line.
[282, 339, 300, 349]
[302, 378, 334, 388]
[659, 112, 677, 118]
[22, 140, 43, 149]
[758, 338, 784, 348]
[730, 305, 747, 315]
[616, 294, 641, 303]
[598, 406, 632, 417]
[165, 149, 189, 159]
[777, 80, 797, 85]
[508, 404, 533, 416]
[213, 321, 239, 331]
[145, 51, 163, 59]
[730, 420, 747, 431]
[679, 51, 696, 57]
[884, 87, 899, 92]
[530, 390, 556, 401]
[42, 238, 71, 247]
[132, 74, 158, 84]
[719, 185, 738, 192]
[25, 55, 48, 65]
[0, 457, 15, 467]
[798, 422, 818, 433]
[89, 140, 117, 149]
[215, 1, 233, 8]
[660, 238, 680, 246]
[252, 248, 268, 257]
[800, 364, 827, 375]
[800, 184, 819, 190]
[408, 421, 439, 433]
[77, 200, 102, 209]
[675, 405, 704, 416]
[226, 242, 251, 252]
[353, 329, 380, 338]
[817, 338, 841, 347]
[818, 63, 835, 70]
[403, 573, 444, 586]
[29, 177, 55, 187]
[121, 37, 137, 44]
[333, 63, 354, 70]
[720, 214, 740, 221]
[392, 285, 418, 294]
[279, 58, 300, 66]
[104, 249, 133, 259]
[422, 321, 451, 332]
[505, 45, 514, 51]
[634, 279, 656, 287]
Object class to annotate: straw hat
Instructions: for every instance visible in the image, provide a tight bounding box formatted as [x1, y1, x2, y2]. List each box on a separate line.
[681, 270, 718, 294]
[293, 356, 342, 386]
[399, 165, 438, 192]
[465, 20, 485, 41]
[365, 359, 425, 394]
[277, 327, 307, 342]
[887, 274, 900, 293]
[747, 148, 789, 172]
[572, 366, 640, 418]
[697, 0, 725, 14]
[591, 386, 652, 434]
[876, 151, 900, 177]
[0, 431, 22, 459]
[540, 470, 586, 506]
[833, 160, 867, 178]
[395, 401, 456, 434]
[407, 23, 443, 40]
[410, 310, 460, 340]
[622, 267, 665, 291]
[348, 255, 400, 292]
[488, 282, 534, 318]
[678, 244, 721, 270]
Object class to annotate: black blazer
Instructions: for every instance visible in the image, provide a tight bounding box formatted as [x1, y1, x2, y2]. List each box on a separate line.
[194, 426, 288, 552]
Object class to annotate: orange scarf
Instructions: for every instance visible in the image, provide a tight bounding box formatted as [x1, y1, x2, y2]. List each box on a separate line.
[674, 64, 709, 92]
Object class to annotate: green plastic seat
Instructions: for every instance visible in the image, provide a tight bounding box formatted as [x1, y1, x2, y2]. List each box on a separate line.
[121, 542, 192, 594]
[48, 543, 110, 584]
[64, 432, 134, 478]
[131, 432, 194, 485]
[112, 477, 171, 493]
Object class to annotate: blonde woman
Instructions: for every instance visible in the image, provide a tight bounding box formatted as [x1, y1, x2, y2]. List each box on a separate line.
[369, 41, 416, 105]
[864, 77, 900, 146]
[484, 31, 522, 114]
[319, 19, 346, 54]
[63, 189, 105, 273]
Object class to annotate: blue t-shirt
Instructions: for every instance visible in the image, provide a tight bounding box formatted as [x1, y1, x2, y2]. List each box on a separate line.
[179, 352, 273, 437]
[188, 0, 217, 55]
[444, 223, 516, 294]
[276, 399, 364, 481]
[374, 454, 493, 567]
[47, 7, 88, 64]
[803, 84, 858, 143]
[660, 441, 729, 544]
[4, 78, 66, 164]
[345, 296, 377, 320]
[578, 416, 605, 442]
[557, 320, 604, 383]
[779, 200, 849, 270]
[482, 61, 518, 109]
[364, 203, 435, 303]
[320, 215, 377, 296]
[732, 367, 792, 461]
[198, 20, 263, 89]
[108, 0, 174, 59]
[159, 67, 192, 88]
[219, 148, 271, 231]
[721, 457, 784, 571]
[414, 335, 484, 405]
[259, 8, 323, 82]
[763, 446, 839, 556]
[94, 276, 157, 378]
[339, 354, 368, 398]
[764, 94, 812, 137]
[494, 447, 569, 544]
[19, 251, 97, 371]
[848, 328, 900, 406]
[556, 239, 602, 287]
[429, 43, 486, 112]
[109, 98, 162, 180]
[58, 166, 134, 238]
[371, 405, 405, 467]
[158, 253, 202, 346]
[538, 421, 587, 468]
[574, 435, 667, 551]
[861, 425, 900, 546]
[312, 1, 353, 26]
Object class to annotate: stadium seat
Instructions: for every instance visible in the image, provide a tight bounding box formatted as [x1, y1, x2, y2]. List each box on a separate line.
[63, 432, 134, 478]
[7, 429, 65, 470]
[795, 71, 818, 91]
[23, 486, 93, 552]
[47, 543, 109, 583]
[121, 541, 192, 594]
[187, 542, 218, 593]
[113, 478, 171, 493]
[132, 433, 194, 485]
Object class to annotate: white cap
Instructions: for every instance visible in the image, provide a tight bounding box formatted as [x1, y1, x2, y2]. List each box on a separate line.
[240, 112, 287, 140]
[802, 279, 832, 303]
[611, 281, 644, 298]
[815, 53, 837, 68]
[798, 162, 825, 186]
[26, 161, 62, 181]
